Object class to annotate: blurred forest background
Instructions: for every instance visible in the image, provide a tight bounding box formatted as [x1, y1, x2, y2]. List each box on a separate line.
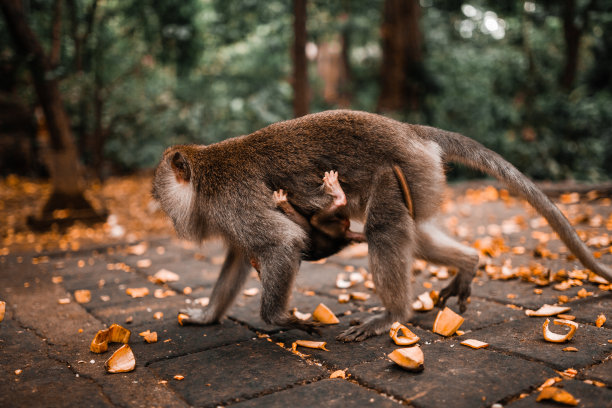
[2, 0, 612, 183]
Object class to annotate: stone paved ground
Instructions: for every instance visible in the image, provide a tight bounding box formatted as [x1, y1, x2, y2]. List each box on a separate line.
[1, 184, 611, 407]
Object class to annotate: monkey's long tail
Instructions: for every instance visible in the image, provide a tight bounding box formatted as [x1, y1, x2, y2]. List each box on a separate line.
[421, 126, 612, 283]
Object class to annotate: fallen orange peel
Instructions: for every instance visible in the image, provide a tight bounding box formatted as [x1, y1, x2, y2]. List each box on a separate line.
[74, 290, 91, 304]
[125, 287, 149, 298]
[312, 303, 339, 324]
[388, 346, 424, 372]
[525, 304, 570, 317]
[139, 330, 158, 343]
[90, 324, 131, 353]
[330, 370, 346, 379]
[104, 344, 136, 373]
[389, 322, 419, 346]
[177, 313, 190, 326]
[0, 300, 5, 323]
[536, 386, 579, 406]
[542, 319, 578, 343]
[433, 307, 464, 336]
[292, 340, 329, 352]
[595, 313, 606, 328]
[460, 339, 489, 349]
[412, 291, 437, 312]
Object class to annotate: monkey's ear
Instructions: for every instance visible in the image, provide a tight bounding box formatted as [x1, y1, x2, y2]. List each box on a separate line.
[170, 151, 191, 183]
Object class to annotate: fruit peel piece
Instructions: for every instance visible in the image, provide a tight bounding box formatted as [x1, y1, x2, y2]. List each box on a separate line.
[292, 340, 329, 352]
[0, 300, 5, 323]
[177, 313, 190, 326]
[389, 322, 420, 346]
[536, 386, 579, 406]
[542, 318, 578, 343]
[525, 304, 570, 317]
[104, 344, 136, 373]
[433, 307, 464, 336]
[388, 346, 424, 372]
[312, 303, 339, 324]
[460, 339, 489, 349]
[90, 324, 131, 353]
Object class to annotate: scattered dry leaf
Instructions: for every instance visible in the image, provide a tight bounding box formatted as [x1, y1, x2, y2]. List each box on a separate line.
[433, 307, 464, 336]
[389, 322, 420, 346]
[595, 314, 606, 328]
[138, 330, 158, 343]
[388, 346, 424, 372]
[542, 319, 578, 343]
[525, 304, 571, 317]
[74, 289, 91, 304]
[536, 386, 579, 406]
[460, 339, 489, 349]
[126, 287, 149, 298]
[104, 344, 136, 373]
[312, 303, 339, 324]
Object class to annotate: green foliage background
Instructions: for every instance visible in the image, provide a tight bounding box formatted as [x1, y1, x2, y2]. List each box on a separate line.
[1, 0, 611, 180]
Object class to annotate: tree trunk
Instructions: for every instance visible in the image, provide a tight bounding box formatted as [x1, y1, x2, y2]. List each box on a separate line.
[292, 0, 309, 118]
[377, 0, 423, 113]
[0, 0, 105, 228]
[560, 0, 581, 90]
[50, 0, 62, 67]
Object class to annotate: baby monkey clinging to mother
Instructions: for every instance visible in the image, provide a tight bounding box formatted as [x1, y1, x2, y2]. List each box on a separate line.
[153, 110, 612, 341]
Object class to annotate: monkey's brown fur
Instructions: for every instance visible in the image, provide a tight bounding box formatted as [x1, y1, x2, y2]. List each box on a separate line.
[153, 110, 612, 341]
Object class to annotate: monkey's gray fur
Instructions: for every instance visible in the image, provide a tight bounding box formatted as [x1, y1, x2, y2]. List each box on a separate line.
[152, 110, 612, 341]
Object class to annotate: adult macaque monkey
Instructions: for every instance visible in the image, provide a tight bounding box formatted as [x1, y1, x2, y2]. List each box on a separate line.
[153, 110, 612, 341]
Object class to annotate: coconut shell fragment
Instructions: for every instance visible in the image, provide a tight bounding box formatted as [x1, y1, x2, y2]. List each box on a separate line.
[542, 319, 578, 343]
[536, 386, 579, 406]
[312, 303, 339, 324]
[388, 346, 424, 372]
[433, 307, 464, 336]
[389, 322, 420, 346]
[525, 304, 571, 317]
[105, 344, 136, 373]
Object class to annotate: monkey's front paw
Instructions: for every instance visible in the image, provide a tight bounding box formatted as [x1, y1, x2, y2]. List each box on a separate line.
[273, 189, 288, 206]
[437, 273, 473, 313]
[336, 314, 393, 342]
[178, 308, 218, 326]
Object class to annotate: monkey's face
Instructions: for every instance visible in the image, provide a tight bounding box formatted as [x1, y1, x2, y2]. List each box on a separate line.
[152, 146, 197, 239]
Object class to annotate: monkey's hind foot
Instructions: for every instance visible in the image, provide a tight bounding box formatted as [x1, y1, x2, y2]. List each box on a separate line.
[436, 271, 474, 313]
[323, 170, 347, 208]
[178, 307, 219, 326]
[336, 312, 399, 342]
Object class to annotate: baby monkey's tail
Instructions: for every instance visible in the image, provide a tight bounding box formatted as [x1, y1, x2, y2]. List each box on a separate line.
[417, 125, 612, 283]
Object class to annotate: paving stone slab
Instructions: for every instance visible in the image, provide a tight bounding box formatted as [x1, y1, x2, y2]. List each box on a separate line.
[470, 275, 604, 310]
[0, 318, 112, 408]
[128, 318, 255, 366]
[89, 292, 193, 327]
[148, 339, 326, 407]
[410, 297, 524, 333]
[350, 341, 556, 408]
[272, 312, 437, 371]
[565, 292, 612, 324]
[506, 379, 612, 408]
[231, 378, 402, 407]
[465, 317, 612, 370]
[581, 359, 612, 386]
